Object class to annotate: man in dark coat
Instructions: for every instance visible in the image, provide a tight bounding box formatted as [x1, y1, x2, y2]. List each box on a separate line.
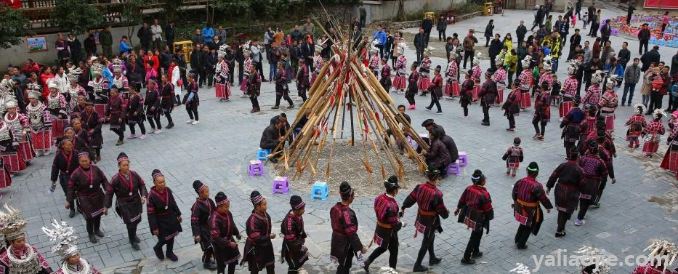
[512, 162, 553, 249]
[165, 22, 176, 52]
[67, 34, 82, 65]
[422, 119, 459, 163]
[414, 28, 427, 64]
[137, 23, 153, 51]
[568, 29, 582, 60]
[516, 20, 527, 46]
[488, 34, 502, 71]
[84, 33, 97, 57]
[259, 116, 285, 163]
[640, 46, 661, 72]
[421, 16, 433, 46]
[637, 23, 651, 55]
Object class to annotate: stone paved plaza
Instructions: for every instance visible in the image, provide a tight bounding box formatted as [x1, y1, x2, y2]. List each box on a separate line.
[3, 5, 678, 274]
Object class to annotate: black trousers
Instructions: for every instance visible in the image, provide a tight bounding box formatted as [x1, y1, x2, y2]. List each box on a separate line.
[376, 44, 384, 59]
[416, 49, 424, 64]
[250, 96, 260, 109]
[406, 92, 416, 105]
[336, 249, 354, 274]
[298, 88, 308, 102]
[228, 62, 235, 85]
[507, 112, 516, 129]
[556, 210, 571, 232]
[155, 236, 175, 255]
[275, 94, 293, 107]
[164, 109, 174, 125]
[256, 62, 265, 81]
[112, 128, 124, 142]
[438, 30, 447, 41]
[238, 61, 244, 84]
[126, 222, 138, 241]
[482, 101, 491, 123]
[490, 54, 497, 71]
[463, 228, 483, 259]
[250, 265, 274, 274]
[217, 261, 236, 274]
[128, 121, 146, 135]
[578, 198, 592, 220]
[463, 50, 474, 69]
[58, 174, 69, 197]
[427, 92, 442, 112]
[514, 224, 532, 247]
[186, 104, 199, 121]
[85, 216, 102, 235]
[147, 112, 162, 130]
[414, 229, 437, 266]
[533, 118, 547, 136]
[639, 39, 649, 55]
[198, 69, 206, 87]
[366, 234, 399, 268]
[647, 92, 663, 113]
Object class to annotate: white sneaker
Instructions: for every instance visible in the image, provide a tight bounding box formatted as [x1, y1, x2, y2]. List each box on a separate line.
[192, 120, 199, 125]
[186, 119, 193, 124]
[139, 134, 146, 140]
[154, 129, 162, 134]
[128, 134, 137, 139]
[574, 219, 584, 226]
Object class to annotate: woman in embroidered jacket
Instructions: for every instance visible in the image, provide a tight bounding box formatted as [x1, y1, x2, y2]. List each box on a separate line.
[105, 152, 147, 250]
[147, 169, 182, 262]
[67, 152, 108, 243]
[190, 180, 217, 270]
[242, 191, 275, 274]
[0, 206, 52, 274]
[210, 192, 241, 274]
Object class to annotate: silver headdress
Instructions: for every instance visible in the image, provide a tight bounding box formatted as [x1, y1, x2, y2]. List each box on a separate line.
[91, 63, 104, 76]
[521, 56, 532, 68]
[634, 103, 646, 115]
[217, 44, 230, 59]
[67, 67, 83, 81]
[111, 58, 123, 73]
[654, 109, 666, 119]
[0, 204, 28, 241]
[542, 55, 552, 71]
[567, 61, 578, 75]
[591, 70, 604, 84]
[605, 75, 618, 89]
[643, 239, 678, 267]
[42, 220, 79, 259]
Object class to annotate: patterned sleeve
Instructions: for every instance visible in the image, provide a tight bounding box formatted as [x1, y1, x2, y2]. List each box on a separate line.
[190, 203, 201, 237]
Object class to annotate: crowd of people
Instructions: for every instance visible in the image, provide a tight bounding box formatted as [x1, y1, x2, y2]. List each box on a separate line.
[0, 1, 676, 273]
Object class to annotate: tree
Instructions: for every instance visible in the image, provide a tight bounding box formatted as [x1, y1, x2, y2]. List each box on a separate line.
[121, 0, 145, 46]
[164, 0, 183, 22]
[0, 6, 30, 49]
[52, 0, 103, 35]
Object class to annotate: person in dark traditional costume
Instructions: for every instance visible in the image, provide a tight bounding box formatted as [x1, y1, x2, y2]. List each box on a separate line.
[625, 104, 647, 149]
[50, 139, 80, 217]
[67, 152, 108, 243]
[574, 140, 608, 226]
[478, 70, 497, 126]
[248, 66, 262, 113]
[106, 86, 126, 146]
[160, 75, 176, 130]
[546, 149, 584, 237]
[147, 169, 182, 261]
[642, 109, 666, 158]
[423, 126, 451, 176]
[503, 79, 521, 131]
[401, 166, 449, 272]
[296, 59, 309, 102]
[210, 192, 241, 274]
[425, 65, 444, 113]
[242, 191, 275, 274]
[190, 180, 217, 270]
[512, 162, 553, 249]
[126, 85, 146, 139]
[502, 137, 524, 177]
[330, 182, 366, 274]
[363, 176, 402, 272]
[406, 62, 419, 109]
[184, 73, 201, 125]
[455, 170, 494, 265]
[281, 195, 309, 273]
[70, 119, 90, 158]
[105, 152, 148, 250]
[532, 82, 551, 140]
[273, 62, 293, 110]
[259, 116, 285, 163]
[0, 206, 52, 274]
[379, 58, 392, 93]
[145, 79, 163, 133]
[80, 102, 103, 162]
[42, 220, 101, 274]
[560, 96, 585, 159]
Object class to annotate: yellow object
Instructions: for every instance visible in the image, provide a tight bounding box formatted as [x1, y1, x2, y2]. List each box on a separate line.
[173, 41, 193, 62]
[483, 3, 494, 16]
[424, 12, 435, 20]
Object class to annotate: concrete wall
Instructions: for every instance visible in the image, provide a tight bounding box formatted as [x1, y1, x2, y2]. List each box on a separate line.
[359, 0, 465, 24]
[0, 25, 140, 70]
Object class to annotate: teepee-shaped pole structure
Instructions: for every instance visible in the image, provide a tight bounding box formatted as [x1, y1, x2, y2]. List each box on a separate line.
[272, 17, 429, 183]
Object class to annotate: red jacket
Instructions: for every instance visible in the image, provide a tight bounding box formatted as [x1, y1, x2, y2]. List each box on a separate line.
[143, 55, 160, 74]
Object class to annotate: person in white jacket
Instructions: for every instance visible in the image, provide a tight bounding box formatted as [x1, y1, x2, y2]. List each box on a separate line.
[53, 66, 70, 95]
[170, 60, 182, 105]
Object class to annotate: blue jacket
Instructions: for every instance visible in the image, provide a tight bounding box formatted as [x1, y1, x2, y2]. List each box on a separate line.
[119, 41, 132, 54]
[202, 27, 215, 43]
[373, 30, 387, 45]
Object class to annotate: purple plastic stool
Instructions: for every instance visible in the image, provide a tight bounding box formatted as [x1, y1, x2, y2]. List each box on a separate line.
[272, 176, 289, 194]
[447, 161, 462, 176]
[248, 160, 264, 176]
[458, 151, 468, 167]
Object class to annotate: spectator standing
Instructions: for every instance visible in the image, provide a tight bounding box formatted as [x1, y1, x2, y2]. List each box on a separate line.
[414, 28, 427, 64]
[622, 58, 641, 106]
[489, 34, 502, 71]
[385, 31, 394, 61]
[626, 4, 635, 25]
[637, 23, 650, 55]
[662, 11, 670, 34]
[531, 6, 545, 31]
[516, 20, 527, 45]
[291, 25, 303, 43]
[216, 25, 227, 44]
[67, 34, 82, 65]
[165, 22, 176, 52]
[617, 42, 631, 70]
[202, 24, 215, 44]
[437, 15, 447, 41]
[84, 32, 97, 57]
[422, 15, 433, 46]
[190, 45, 204, 86]
[303, 18, 314, 36]
[373, 26, 387, 59]
[137, 23, 152, 51]
[119, 36, 132, 56]
[462, 30, 478, 69]
[251, 41, 266, 82]
[600, 19, 611, 44]
[575, 0, 582, 19]
[191, 29, 202, 45]
[55, 33, 70, 66]
[641, 46, 661, 72]
[151, 19, 164, 51]
[484, 20, 494, 47]
[99, 26, 113, 58]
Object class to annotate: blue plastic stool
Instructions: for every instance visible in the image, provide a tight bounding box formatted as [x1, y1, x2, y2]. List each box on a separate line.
[257, 148, 271, 161]
[310, 181, 329, 200]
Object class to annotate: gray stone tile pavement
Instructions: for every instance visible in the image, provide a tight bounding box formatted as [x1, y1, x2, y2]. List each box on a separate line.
[1, 5, 677, 274]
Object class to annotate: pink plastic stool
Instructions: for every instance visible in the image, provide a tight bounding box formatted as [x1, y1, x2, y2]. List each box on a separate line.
[272, 176, 289, 194]
[248, 160, 264, 176]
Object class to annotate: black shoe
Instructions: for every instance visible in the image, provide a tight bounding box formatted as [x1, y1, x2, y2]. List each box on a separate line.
[133, 235, 141, 243]
[472, 252, 483, 258]
[461, 257, 476, 265]
[271, 106, 280, 109]
[69, 209, 76, 218]
[481, 122, 490, 126]
[166, 123, 174, 129]
[131, 241, 140, 250]
[413, 265, 429, 272]
[89, 234, 98, 243]
[95, 230, 104, 237]
[203, 261, 217, 270]
[429, 257, 442, 265]
[555, 231, 566, 238]
[363, 262, 370, 273]
[517, 244, 528, 249]
[288, 104, 295, 109]
[166, 252, 178, 262]
[153, 246, 164, 260]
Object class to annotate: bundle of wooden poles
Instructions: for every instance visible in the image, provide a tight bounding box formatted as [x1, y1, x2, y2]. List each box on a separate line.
[272, 17, 429, 183]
